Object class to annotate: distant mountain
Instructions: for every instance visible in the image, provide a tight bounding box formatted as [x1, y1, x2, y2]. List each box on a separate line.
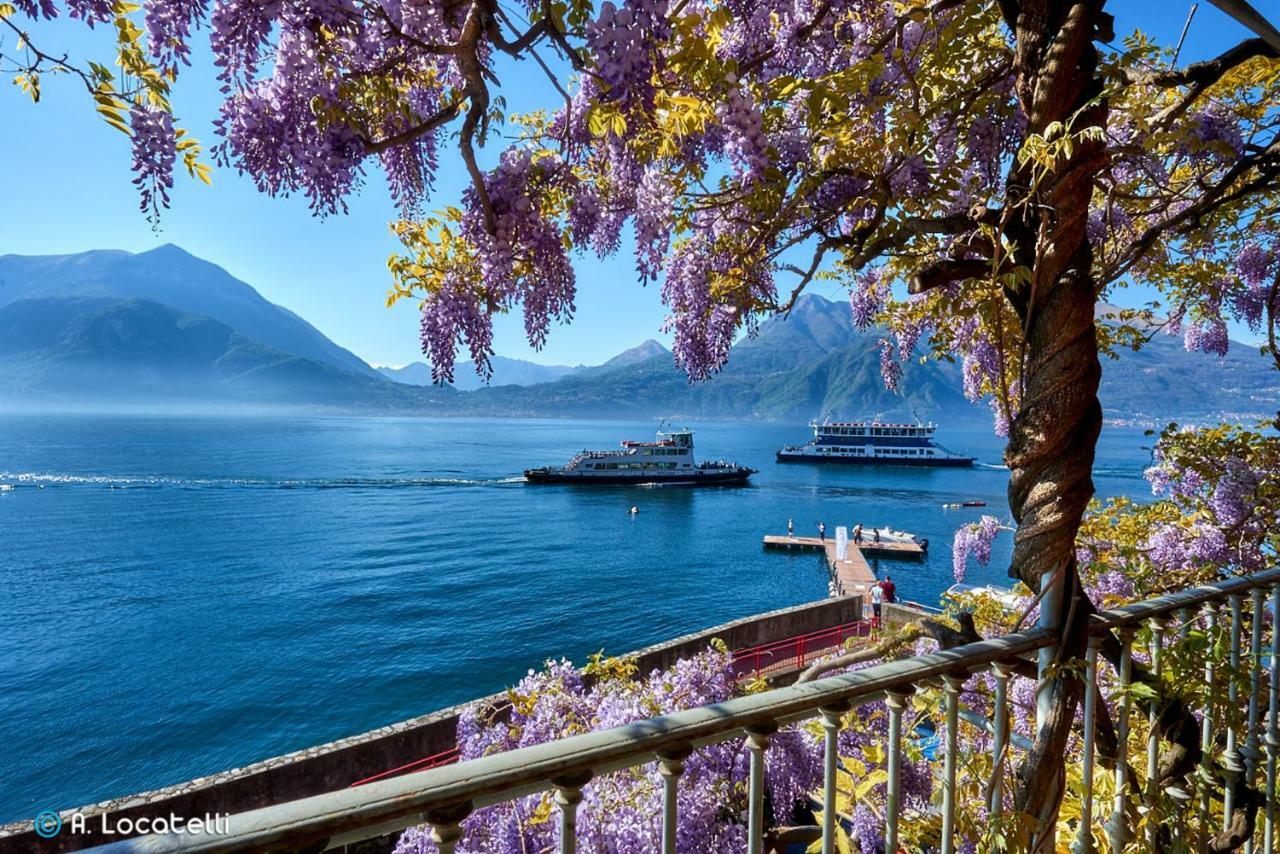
[1094, 330, 1280, 423]
[1, 246, 1274, 422]
[0, 246, 379, 378]
[379, 341, 672, 390]
[454, 294, 1280, 423]
[456, 296, 972, 421]
[0, 296, 449, 410]
[602, 340, 671, 368]
[380, 356, 582, 389]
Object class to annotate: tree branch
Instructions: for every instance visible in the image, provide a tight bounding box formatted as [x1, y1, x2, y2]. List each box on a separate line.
[1125, 37, 1277, 91]
[908, 257, 993, 294]
[359, 99, 464, 154]
[1125, 37, 1280, 129]
[0, 16, 99, 95]
[1101, 143, 1280, 286]
[455, 0, 496, 230]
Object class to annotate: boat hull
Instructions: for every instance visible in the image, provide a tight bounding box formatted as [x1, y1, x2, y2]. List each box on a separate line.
[775, 452, 974, 467]
[524, 468, 755, 485]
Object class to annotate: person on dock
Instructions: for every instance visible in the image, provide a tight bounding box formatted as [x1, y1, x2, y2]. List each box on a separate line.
[869, 581, 883, 626]
[787, 518, 794, 537]
[852, 523, 863, 544]
[872, 528, 881, 545]
[881, 575, 896, 604]
[818, 521, 826, 540]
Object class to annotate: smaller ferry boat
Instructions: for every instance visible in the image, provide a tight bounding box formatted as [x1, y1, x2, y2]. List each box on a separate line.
[777, 419, 975, 467]
[525, 429, 755, 486]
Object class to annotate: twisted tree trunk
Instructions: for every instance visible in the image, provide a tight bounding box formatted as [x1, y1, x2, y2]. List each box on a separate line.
[998, 0, 1110, 845]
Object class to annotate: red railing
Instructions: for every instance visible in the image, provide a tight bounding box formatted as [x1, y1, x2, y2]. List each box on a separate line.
[350, 621, 875, 788]
[349, 746, 461, 788]
[730, 619, 871, 679]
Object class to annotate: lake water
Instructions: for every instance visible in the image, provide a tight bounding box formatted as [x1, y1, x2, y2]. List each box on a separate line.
[0, 414, 1156, 823]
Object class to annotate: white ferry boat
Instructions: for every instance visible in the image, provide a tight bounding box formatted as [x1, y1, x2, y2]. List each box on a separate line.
[777, 420, 975, 467]
[525, 429, 755, 485]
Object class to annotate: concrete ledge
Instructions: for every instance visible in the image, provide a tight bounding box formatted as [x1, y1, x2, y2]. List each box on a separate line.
[1, 595, 861, 851]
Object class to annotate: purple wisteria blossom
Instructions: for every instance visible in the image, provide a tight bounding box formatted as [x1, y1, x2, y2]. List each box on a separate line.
[952, 515, 1003, 582]
[129, 104, 177, 223]
[395, 645, 823, 853]
[877, 338, 902, 391]
[1184, 316, 1229, 356]
[849, 269, 885, 330]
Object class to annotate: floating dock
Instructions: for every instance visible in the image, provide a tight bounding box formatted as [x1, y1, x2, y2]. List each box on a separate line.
[762, 534, 925, 600]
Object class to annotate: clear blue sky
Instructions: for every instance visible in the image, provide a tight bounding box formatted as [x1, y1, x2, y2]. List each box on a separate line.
[0, 1, 1266, 368]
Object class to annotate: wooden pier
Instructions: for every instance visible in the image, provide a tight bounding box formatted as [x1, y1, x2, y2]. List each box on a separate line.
[762, 534, 925, 600]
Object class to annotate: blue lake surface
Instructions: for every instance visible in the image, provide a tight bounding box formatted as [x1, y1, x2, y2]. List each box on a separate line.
[0, 414, 1157, 823]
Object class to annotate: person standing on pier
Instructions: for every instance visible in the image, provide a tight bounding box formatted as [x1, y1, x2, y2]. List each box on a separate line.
[881, 575, 896, 604]
[818, 521, 826, 540]
[869, 582, 883, 626]
[852, 523, 863, 544]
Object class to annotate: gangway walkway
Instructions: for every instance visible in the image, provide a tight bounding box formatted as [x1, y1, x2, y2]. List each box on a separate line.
[762, 532, 924, 599]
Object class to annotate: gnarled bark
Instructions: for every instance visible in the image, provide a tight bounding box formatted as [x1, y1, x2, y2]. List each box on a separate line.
[1000, 1, 1109, 845]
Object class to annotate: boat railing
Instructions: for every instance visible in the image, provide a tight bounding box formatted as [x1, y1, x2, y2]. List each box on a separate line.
[566, 449, 637, 467]
[89, 566, 1280, 854]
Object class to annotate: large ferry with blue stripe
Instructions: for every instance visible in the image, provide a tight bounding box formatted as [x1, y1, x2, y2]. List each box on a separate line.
[776, 419, 974, 467]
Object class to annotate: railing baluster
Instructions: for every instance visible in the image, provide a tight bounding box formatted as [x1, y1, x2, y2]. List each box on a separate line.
[425, 804, 474, 854]
[746, 724, 777, 854]
[1226, 593, 1245, 831]
[1168, 786, 1193, 851]
[1172, 605, 1193, 849]
[990, 662, 1013, 819]
[552, 772, 591, 854]
[1177, 606, 1192, 640]
[1267, 584, 1280, 854]
[885, 688, 914, 853]
[1173, 607, 1192, 847]
[1247, 587, 1266, 854]
[941, 675, 963, 854]
[1146, 618, 1166, 850]
[1199, 603, 1219, 852]
[657, 748, 690, 854]
[1073, 637, 1101, 854]
[1107, 627, 1135, 853]
[819, 703, 851, 854]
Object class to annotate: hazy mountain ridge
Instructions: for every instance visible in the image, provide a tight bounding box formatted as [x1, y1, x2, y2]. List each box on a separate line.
[379, 356, 583, 389]
[0, 246, 379, 378]
[449, 299, 973, 421]
[447, 294, 1278, 422]
[0, 296, 452, 410]
[379, 340, 671, 389]
[0, 247, 1275, 423]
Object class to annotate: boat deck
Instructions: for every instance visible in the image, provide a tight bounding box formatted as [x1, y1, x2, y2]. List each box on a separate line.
[762, 534, 925, 599]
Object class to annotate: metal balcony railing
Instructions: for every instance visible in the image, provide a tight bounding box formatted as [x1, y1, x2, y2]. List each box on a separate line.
[90, 567, 1280, 854]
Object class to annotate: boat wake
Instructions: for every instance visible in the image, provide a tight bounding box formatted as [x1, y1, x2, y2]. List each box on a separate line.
[0, 472, 527, 491]
[974, 462, 1008, 471]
